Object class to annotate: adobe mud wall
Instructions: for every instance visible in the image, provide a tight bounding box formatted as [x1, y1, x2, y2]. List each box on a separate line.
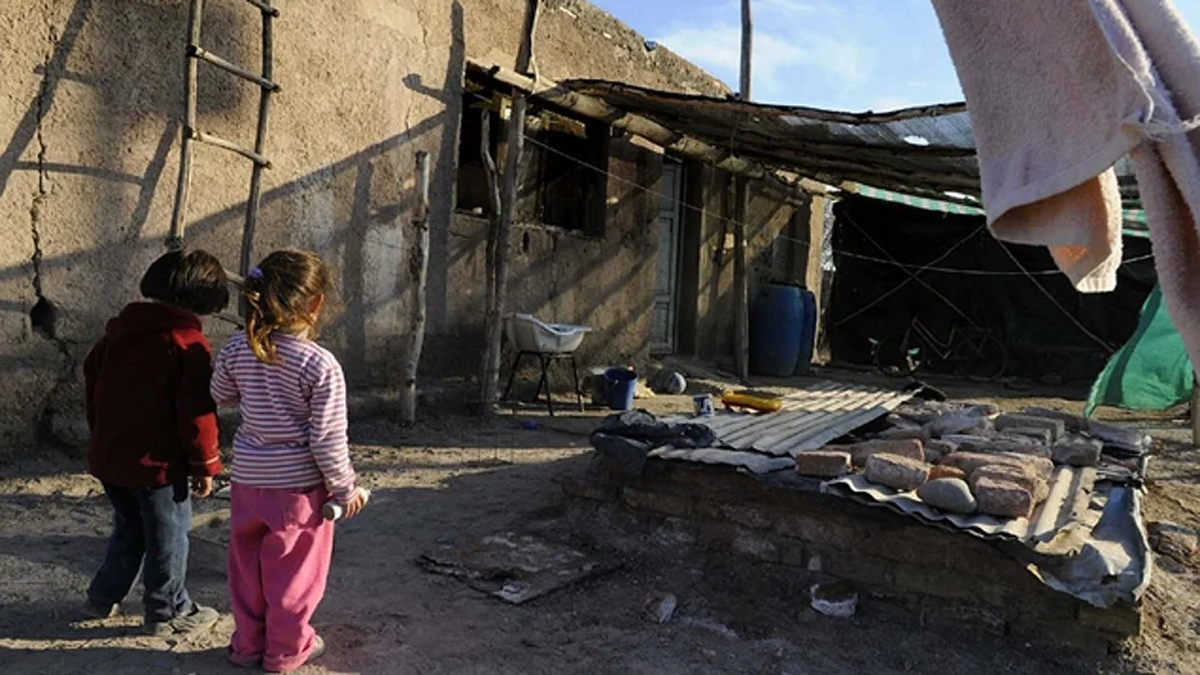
[0, 0, 802, 449]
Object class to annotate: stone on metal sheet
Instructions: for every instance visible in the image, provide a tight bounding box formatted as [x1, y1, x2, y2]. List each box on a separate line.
[876, 425, 931, 442]
[1021, 407, 1088, 433]
[917, 478, 977, 514]
[1052, 435, 1103, 467]
[967, 403, 1001, 417]
[956, 437, 1051, 459]
[1002, 427, 1054, 446]
[994, 414, 1065, 443]
[794, 450, 852, 478]
[864, 453, 930, 492]
[847, 439, 924, 468]
[927, 409, 990, 438]
[929, 464, 966, 481]
[940, 451, 1053, 481]
[1086, 418, 1151, 456]
[941, 434, 991, 447]
[974, 477, 1033, 519]
[923, 439, 958, 464]
[969, 464, 1048, 504]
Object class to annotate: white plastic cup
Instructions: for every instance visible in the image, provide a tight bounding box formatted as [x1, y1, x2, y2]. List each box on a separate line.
[322, 488, 371, 521]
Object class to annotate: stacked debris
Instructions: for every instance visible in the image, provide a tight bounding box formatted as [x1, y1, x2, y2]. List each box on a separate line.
[795, 402, 1149, 520]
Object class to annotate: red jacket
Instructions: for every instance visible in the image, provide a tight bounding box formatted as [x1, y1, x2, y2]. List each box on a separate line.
[85, 302, 223, 487]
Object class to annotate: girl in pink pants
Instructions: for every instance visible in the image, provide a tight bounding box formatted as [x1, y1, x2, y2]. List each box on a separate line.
[211, 250, 366, 673]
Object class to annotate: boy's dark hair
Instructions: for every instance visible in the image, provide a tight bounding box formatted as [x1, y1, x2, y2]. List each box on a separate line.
[139, 249, 230, 315]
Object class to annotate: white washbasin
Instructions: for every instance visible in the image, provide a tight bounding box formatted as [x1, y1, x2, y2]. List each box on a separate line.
[506, 313, 591, 354]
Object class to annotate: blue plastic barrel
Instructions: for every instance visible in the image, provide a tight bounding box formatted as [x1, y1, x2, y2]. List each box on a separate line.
[750, 284, 803, 377]
[794, 288, 817, 375]
[604, 368, 638, 411]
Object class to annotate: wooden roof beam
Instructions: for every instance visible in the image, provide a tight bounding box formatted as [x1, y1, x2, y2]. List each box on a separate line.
[467, 58, 768, 180]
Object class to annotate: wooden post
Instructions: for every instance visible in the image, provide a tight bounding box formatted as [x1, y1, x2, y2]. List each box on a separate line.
[479, 0, 540, 416]
[400, 151, 431, 425]
[1192, 375, 1200, 447]
[733, 0, 753, 380]
[481, 110, 502, 325]
[740, 0, 753, 103]
[805, 194, 827, 365]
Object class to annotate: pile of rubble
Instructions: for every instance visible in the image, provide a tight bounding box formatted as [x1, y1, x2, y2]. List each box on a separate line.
[794, 401, 1147, 520]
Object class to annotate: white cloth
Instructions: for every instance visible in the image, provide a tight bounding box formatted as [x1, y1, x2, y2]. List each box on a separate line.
[932, 0, 1200, 373]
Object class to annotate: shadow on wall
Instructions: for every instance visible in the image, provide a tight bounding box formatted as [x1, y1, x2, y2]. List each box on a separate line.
[0, 0, 255, 445]
[1, 0, 252, 334]
[0, 1, 470, 399]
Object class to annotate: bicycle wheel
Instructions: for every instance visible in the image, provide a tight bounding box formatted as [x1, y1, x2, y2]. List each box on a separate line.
[957, 334, 1008, 381]
[873, 334, 924, 378]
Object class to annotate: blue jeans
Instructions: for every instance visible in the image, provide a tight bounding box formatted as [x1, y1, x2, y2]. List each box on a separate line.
[87, 482, 195, 622]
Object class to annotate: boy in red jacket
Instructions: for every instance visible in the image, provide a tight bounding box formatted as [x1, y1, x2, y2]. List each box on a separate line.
[84, 249, 229, 636]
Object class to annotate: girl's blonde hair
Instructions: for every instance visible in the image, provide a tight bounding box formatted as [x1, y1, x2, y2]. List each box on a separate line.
[243, 249, 333, 363]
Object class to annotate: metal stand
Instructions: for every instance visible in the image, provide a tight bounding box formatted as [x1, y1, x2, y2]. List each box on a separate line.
[502, 351, 584, 417]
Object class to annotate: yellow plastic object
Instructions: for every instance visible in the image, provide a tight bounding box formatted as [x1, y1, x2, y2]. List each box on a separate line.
[721, 393, 783, 413]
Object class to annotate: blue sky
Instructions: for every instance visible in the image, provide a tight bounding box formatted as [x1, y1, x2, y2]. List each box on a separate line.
[590, 0, 1200, 111]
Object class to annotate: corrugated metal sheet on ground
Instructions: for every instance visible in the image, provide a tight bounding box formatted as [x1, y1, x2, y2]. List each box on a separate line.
[695, 381, 912, 457]
[821, 467, 1098, 555]
[649, 380, 911, 473]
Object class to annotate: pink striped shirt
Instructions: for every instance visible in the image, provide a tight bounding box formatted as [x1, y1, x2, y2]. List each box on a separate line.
[211, 332, 358, 504]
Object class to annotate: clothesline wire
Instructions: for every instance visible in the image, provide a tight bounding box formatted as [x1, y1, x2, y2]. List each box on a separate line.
[835, 217, 986, 330]
[771, 232, 1154, 275]
[993, 238, 1117, 352]
[466, 89, 1155, 281]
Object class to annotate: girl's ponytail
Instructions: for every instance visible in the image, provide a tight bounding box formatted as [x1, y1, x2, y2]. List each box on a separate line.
[243, 275, 277, 363]
[240, 251, 333, 364]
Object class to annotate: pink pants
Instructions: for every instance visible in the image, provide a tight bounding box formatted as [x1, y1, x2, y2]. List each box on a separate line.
[227, 483, 334, 672]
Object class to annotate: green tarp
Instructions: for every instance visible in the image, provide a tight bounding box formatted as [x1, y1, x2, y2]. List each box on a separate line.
[1086, 285, 1194, 416]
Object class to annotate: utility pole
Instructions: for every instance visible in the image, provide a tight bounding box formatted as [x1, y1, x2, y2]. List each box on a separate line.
[733, 0, 752, 380]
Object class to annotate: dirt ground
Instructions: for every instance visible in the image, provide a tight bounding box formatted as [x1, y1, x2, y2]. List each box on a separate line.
[2, 369, 1199, 674]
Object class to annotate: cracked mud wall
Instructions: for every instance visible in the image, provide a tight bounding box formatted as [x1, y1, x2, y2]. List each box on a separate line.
[0, 0, 745, 451]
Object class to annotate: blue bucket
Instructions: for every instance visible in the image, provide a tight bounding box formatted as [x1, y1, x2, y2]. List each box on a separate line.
[604, 368, 638, 411]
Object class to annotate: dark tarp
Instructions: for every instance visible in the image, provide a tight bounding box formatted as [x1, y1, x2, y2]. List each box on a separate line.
[826, 197, 1155, 382]
[590, 409, 717, 475]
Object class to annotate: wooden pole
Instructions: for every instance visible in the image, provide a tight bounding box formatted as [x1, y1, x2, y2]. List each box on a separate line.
[480, 0, 540, 416]
[481, 110, 502, 331]
[1192, 374, 1200, 447]
[239, 0, 276, 282]
[401, 151, 431, 425]
[733, 0, 752, 380]
[740, 0, 753, 103]
[167, 0, 204, 250]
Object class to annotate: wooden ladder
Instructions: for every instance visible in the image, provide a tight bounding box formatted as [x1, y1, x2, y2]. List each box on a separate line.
[166, 0, 280, 297]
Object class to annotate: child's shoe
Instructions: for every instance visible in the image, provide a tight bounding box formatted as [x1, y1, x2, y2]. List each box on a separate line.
[264, 635, 326, 673]
[143, 604, 219, 636]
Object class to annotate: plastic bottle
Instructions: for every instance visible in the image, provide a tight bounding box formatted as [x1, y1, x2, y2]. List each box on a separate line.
[321, 488, 371, 521]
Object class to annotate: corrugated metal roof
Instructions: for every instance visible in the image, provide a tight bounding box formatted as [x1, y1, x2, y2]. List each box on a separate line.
[562, 79, 1143, 212]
